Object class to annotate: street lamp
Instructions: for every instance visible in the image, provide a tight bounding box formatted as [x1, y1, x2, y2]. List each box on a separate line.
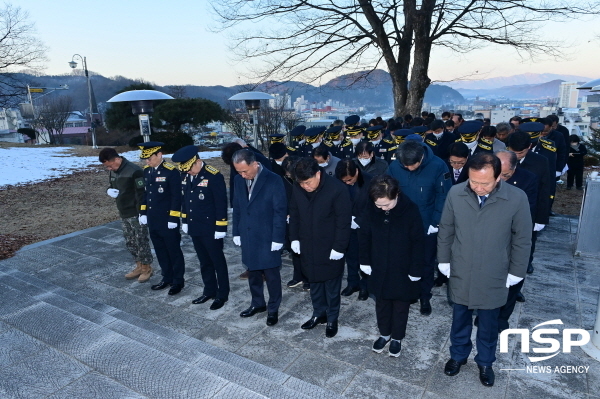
[228, 92, 275, 148]
[69, 54, 97, 148]
[107, 90, 174, 142]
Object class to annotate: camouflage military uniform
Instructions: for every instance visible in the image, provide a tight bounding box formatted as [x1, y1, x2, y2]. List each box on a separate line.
[121, 216, 153, 265]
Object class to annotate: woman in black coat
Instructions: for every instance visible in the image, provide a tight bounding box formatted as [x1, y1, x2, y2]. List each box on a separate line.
[358, 175, 425, 357]
[566, 134, 587, 190]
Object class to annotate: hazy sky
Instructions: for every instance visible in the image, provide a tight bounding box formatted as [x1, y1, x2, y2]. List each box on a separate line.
[18, 0, 600, 87]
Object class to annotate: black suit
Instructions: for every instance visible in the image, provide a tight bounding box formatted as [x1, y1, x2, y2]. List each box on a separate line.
[448, 164, 468, 185]
[516, 152, 550, 225]
[425, 132, 457, 162]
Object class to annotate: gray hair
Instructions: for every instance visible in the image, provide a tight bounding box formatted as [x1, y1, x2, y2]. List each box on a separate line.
[496, 122, 512, 134]
[396, 140, 425, 166]
[494, 149, 517, 170]
[232, 148, 256, 165]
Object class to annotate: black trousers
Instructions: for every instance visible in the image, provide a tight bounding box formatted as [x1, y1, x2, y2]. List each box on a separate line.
[498, 279, 525, 331]
[248, 267, 282, 313]
[528, 230, 538, 268]
[567, 166, 584, 188]
[191, 234, 230, 301]
[375, 298, 411, 340]
[149, 228, 185, 285]
[291, 253, 306, 282]
[450, 304, 500, 367]
[345, 230, 367, 290]
[421, 233, 437, 301]
[310, 274, 343, 323]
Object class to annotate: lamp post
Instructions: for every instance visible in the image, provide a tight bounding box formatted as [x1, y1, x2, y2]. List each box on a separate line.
[228, 92, 275, 148]
[69, 54, 96, 148]
[107, 90, 174, 142]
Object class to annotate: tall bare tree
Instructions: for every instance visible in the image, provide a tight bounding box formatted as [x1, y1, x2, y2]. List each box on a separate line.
[0, 3, 47, 107]
[33, 96, 73, 144]
[212, 1, 600, 116]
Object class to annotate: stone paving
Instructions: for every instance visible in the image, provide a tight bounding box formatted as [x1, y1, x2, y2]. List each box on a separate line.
[0, 215, 599, 398]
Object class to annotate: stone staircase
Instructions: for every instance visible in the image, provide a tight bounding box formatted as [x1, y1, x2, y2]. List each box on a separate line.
[0, 263, 342, 399]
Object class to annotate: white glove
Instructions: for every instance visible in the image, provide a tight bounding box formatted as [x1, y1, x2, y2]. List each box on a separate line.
[138, 215, 147, 225]
[271, 242, 283, 251]
[182, 223, 188, 234]
[360, 265, 372, 275]
[286, 215, 290, 224]
[351, 216, 359, 229]
[427, 225, 439, 235]
[329, 249, 343, 260]
[506, 273, 523, 288]
[533, 223, 545, 232]
[408, 275, 421, 281]
[233, 236, 241, 246]
[106, 188, 119, 198]
[168, 222, 177, 229]
[556, 171, 562, 177]
[291, 240, 300, 254]
[214, 231, 226, 240]
[438, 263, 450, 278]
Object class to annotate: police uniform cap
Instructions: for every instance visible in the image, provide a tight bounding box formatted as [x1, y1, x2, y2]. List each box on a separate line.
[171, 145, 200, 172]
[518, 122, 544, 134]
[269, 133, 285, 143]
[393, 129, 414, 137]
[456, 121, 483, 135]
[345, 125, 364, 137]
[269, 142, 287, 159]
[139, 141, 164, 159]
[411, 126, 428, 134]
[290, 125, 306, 137]
[405, 134, 424, 142]
[326, 125, 342, 134]
[345, 115, 360, 126]
[304, 127, 325, 137]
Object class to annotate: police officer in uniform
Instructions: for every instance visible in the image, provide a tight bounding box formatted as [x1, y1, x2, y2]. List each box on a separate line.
[455, 120, 484, 156]
[424, 119, 457, 162]
[269, 133, 286, 146]
[298, 126, 326, 157]
[411, 125, 428, 139]
[289, 125, 306, 151]
[138, 142, 186, 295]
[345, 115, 365, 152]
[366, 125, 395, 163]
[172, 145, 230, 310]
[322, 126, 353, 159]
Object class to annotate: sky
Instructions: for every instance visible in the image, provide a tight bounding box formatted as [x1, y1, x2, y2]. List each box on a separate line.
[16, 0, 600, 87]
[0, 147, 221, 188]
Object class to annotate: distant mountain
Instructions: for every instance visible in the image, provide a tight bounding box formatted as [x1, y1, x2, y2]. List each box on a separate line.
[456, 79, 588, 100]
[446, 73, 592, 91]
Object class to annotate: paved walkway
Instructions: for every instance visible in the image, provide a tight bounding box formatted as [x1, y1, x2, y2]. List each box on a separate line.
[0, 215, 599, 398]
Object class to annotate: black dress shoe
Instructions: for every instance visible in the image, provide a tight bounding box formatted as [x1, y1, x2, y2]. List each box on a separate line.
[325, 321, 338, 338]
[341, 286, 359, 296]
[301, 315, 327, 329]
[240, 306, 267, 318]
[168, 284, 183, 295]
[478, 365, 495, 387]
[287, 279, 303, 288]
[516, 292, 525, 302]
[192, 294, 214, 304]
[151, 281, 170, 290]
[527, 264, 534, 274]
[302, 283, 310, 291]
[420, 299, 432, 316]
[357, 289, 369, 301]
[266, 312, 279, 326]
[444, 358, 467, 376]
[209, 298, 227, 310]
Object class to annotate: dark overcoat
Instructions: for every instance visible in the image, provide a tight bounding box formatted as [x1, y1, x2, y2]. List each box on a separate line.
[289, 173, 352, 282]
[357, 193, 425, 301]
[232, 167, 287, 271]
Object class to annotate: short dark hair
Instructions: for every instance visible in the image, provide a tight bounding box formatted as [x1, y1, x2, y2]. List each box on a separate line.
[510, 116, 522, 123]
[449, 142, 469, 158]
[221, 142, 243, 165]
[404, 114, 413, 122]
[369, 174, 400, 202]
[454, 113, 463, 121]
[467, 152, 501, 179]
[294, 157, 320, 181]
[547, 114, 559, 124]
[411, 117, 425, 127]
[421, 111, 429, 118]
[232, 148, 256, 165]
[282, 155, 300, 179]
[445, 120, 455, 128]
[480, 126, 497, 138]
[99, 147, 119, 163]
[335, 158, 358, 179]
[397, 140, 425, 166]
[355, 141, 373, 157]
[507, 131, 531, 152]
[441, 111, 452, 119]
[541, 118, 552, 127]
[312, 145, 330, 159]
[430, 119, 445, 131]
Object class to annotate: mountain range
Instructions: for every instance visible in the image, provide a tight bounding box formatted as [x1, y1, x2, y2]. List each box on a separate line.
[445, 73, 592, 90]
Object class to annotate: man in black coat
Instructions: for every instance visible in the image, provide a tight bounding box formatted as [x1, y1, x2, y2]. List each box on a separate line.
[289, 158, 352, 338]
[447, 142, 469, 185]
[335, 159, 373, 301]
[507, 132, 550, 275]
[424, 119, 457, 162]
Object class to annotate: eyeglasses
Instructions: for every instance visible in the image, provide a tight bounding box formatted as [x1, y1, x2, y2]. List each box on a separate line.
[449, 160, 466, 166]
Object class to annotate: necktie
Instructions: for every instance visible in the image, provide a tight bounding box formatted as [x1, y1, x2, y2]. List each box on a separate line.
[479, 195, 487, 208]
[454, 169, 460, 181]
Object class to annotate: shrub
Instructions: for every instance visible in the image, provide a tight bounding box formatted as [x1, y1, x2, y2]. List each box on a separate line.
[584, 155, 600, 167]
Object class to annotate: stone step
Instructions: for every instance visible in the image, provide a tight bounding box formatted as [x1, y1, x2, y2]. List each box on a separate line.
[0, 267, 342, 399]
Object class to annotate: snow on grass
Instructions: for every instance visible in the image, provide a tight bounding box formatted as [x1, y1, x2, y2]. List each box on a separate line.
[0, 147, 223, 188]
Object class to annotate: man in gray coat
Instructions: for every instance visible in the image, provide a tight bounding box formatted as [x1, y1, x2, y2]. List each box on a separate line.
[437, 153, 532, 387]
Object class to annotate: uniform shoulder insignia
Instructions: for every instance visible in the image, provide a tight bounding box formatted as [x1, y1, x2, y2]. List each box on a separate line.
[388, 146, 398, 152]
[205, 165, 220, 175]
[477, 143, 492, 151]
[286, 146, 297, 152]
[341, 140, 352, 147]
[383, 138, 393, 144]
[163, 162, 176, 170]
[425, 139, 437, 146]
[143, 165, 150, 169]
[481, 138, 493, 145]
[539, 138, 554, 145]
[542, 143, 557, 152]
[455, 138, 463, 142]
[323, 140, 333, 147]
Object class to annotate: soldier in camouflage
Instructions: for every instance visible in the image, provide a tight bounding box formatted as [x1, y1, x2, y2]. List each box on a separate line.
[99, 148, 153, 282]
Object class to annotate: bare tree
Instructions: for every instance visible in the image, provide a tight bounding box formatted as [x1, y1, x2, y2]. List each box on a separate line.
[32, 96, 73, 144]
[0, 3, 47, 107]
[212, 1, 600, 116]
[165, 85, 188, 99]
